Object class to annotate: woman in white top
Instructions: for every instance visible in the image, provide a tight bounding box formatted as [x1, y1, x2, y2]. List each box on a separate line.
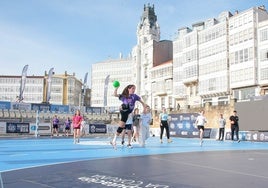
[195, 110, 207, 146]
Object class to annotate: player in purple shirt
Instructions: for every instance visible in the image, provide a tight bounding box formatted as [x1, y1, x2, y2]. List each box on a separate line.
[110, 84, 146, 149]
[51, 115, 59, 137]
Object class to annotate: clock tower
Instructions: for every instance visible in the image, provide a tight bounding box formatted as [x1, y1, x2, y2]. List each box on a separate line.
[132, 4, 160, 107]
[137, 4, 160, 45]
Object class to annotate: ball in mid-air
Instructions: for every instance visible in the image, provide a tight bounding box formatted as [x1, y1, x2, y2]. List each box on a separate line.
[113, 80, 120, 88]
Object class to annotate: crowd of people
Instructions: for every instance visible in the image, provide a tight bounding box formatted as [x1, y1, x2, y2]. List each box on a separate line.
[50, 82, 241, 148]
[51, 109, 84, 144]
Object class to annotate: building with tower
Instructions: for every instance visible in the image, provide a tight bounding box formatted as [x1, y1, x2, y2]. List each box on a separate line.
[91, 4, 173, 110]
[91, 4, 268, 112]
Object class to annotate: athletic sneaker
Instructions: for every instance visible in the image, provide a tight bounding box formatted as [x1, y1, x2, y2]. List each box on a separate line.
[200, 140, 203, 146]
[168, 139, 172, 143]
[121, 140, 125, 145]
[110, 141, 117, 150]
[127, 144, 133, 149]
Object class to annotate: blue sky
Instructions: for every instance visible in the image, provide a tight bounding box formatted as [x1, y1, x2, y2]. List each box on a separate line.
[0, 0, 267, 86]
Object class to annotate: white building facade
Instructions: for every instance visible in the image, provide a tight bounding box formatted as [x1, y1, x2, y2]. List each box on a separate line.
[90, 58, 133, 110]
[0, 76, 43, 103]
[258, 19, 268, 94]
[173, 5, 268, 109]
[0, 73, 82, 106]
[90, 5, 268, 111]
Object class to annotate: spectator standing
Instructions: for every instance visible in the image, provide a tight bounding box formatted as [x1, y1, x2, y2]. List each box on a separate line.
[131, 108, 141, 143]
[159, 107, 172, 143]
[72, 110, 83, 144]
[229, 110, 240, 142]
[51, 115, 59, 137]
[64, 117, 71, 137]
[139, 105, 152, 147]
[218, 114, 226, 141]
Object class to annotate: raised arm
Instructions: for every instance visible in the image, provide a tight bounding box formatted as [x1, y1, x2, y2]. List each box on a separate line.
[138, 99, 147, 113]
[114, 87, 119, 97]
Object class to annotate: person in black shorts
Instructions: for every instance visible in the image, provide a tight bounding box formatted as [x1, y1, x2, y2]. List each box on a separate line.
[195, 110, 207, 146]
[64, 117, 71, 137]
[110, 84, 146, 149]
[51, 115, 59, 137]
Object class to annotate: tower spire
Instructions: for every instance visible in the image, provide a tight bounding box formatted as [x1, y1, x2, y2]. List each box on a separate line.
[137, 3, 160, 44]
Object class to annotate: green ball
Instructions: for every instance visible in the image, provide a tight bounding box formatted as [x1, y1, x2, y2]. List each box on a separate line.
[113, 80, 120, 88]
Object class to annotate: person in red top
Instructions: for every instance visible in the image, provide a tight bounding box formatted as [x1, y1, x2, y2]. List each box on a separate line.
[72, 109, 83, 144]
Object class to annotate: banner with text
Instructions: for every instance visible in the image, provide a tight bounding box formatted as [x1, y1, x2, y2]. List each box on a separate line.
[169, 113, 211, 138]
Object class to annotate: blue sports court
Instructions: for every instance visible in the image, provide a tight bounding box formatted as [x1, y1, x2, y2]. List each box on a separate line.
[1, 136, 268, 188]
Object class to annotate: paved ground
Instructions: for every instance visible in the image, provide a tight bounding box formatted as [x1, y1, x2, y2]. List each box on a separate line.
[1, 136, 268, 188]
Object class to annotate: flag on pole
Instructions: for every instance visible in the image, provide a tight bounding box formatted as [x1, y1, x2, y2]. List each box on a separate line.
[103, 75, 110, 107]
[83, 72, 88, 96]
[18, 65, 29, 102]
[35, 110, 39, 138]
[46, 68, 54, 103]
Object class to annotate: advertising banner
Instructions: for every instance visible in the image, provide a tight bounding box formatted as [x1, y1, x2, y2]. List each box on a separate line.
[11, 102, 31, 110]
[31, 103, 50, 112]
[50, 104, 69, 113]
[169, 113, 211, 138]
[30, 123, 51, 135]
[89, 124, 107, 134]
[0, 101, 11, 110]
[103, 75, 110, 107]
[0, 122, 6, 134]
[18, 64, 28, 102]
[225, 131, 268, 142]
[6, 123, 30, 133]
[86, 107, 103, 114]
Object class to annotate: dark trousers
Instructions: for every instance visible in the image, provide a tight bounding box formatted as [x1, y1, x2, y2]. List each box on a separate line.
[218, 128, 225, 140]
[160, 121, 170, 139]
[231, 125, 239, 140]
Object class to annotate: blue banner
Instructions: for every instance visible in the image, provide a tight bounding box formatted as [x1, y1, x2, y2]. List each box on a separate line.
[11, 102, 31, 110]
[50, 104, 69, 113]
[86, 107, 103, 114]
[31, 103, 50, 112]
[0, 101, 11, 110]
